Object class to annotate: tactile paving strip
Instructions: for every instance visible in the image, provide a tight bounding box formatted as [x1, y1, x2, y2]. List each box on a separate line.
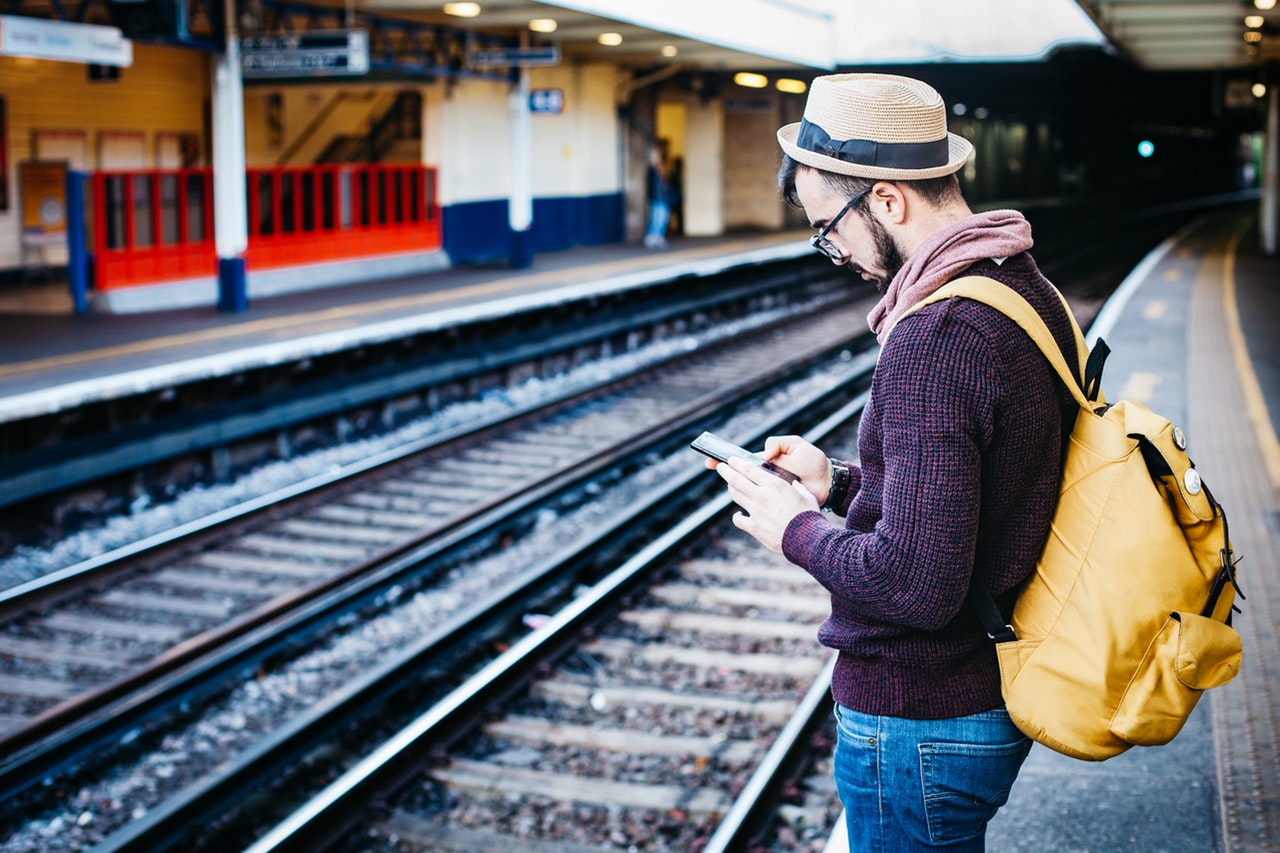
[1188, 221, 1280, 853]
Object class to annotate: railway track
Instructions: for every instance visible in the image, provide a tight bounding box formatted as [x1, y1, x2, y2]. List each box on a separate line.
[363, 536, 838, 853]
[0, 290, 878, 851]
[0, 256, 842, 560]
[231, 393, 871, 853]
[0, 290, 870, 736]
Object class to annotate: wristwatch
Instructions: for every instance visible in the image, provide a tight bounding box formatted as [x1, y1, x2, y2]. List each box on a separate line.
[821, 458, 852, 513]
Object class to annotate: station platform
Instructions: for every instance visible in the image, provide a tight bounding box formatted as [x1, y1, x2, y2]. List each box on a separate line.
[0, 230, 811, 424]
[0, 209, 1278, 850]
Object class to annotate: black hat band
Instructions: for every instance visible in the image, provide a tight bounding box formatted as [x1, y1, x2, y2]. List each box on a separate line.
[796, 119, 950, 170]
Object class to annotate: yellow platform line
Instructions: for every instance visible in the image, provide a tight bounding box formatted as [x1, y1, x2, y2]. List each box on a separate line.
[1222, 228, 1280, 490]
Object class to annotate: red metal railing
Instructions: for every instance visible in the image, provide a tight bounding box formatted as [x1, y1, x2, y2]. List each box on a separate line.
[89, 164, 440, 291]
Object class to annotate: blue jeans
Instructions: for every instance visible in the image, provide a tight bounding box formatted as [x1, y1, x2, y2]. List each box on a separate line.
[645, 200, 670, 242]
[832, 703, 1031, 851]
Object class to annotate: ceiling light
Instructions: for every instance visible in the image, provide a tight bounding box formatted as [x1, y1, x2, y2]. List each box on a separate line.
[1254, 83, 1268, 98]
[1256, 0, 1276, 10]
[529, 18, 557, 33]
[775, 78, 806, 94]
[1246, 15, 1265, 27]
[1245, 30, 1263, 42]
[661, 45, 678, 57]
[444, 2, 480, 17]
[598, 32, 623, 46]
[733, 72, 768, 89]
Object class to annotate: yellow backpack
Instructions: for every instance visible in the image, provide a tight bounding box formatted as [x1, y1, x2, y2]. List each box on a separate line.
[914, 276, 1244, 761]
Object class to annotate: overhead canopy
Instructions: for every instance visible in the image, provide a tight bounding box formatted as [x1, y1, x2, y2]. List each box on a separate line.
[359, 0, 1107, 71]
[18, 0, 1268, 76]
[1076, 0, 1280, 70]
[831, 0, 1104, 64]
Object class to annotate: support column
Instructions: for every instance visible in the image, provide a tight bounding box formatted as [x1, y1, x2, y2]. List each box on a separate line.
[508, 63, 533, 269]
[65, 170, 90, 315]
[213, 0, 249, 311]
[683, 97, 724, 237]
[1263, 82, 1278, 257]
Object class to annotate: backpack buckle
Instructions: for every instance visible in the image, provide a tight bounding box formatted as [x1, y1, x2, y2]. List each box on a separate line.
[989, 624, 1017, 643]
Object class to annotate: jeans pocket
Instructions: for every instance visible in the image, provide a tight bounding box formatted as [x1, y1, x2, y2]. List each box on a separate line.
[919, 738, 1031, 844]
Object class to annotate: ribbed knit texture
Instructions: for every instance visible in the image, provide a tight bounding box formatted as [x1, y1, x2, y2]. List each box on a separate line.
[781, 254, 1078, 719]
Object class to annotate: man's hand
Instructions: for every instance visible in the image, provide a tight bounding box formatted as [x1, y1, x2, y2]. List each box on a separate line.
[713, 455, 820, 553]
[759, 435, 833, 505]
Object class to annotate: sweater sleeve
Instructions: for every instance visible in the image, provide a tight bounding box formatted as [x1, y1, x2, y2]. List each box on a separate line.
[780, 307, 1002, 631]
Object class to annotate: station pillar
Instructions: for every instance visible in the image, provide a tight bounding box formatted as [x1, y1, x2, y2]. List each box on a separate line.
[212, 0, 250, 311]
[1264, 83, 1278, 257]
[508, 64, 534, 269]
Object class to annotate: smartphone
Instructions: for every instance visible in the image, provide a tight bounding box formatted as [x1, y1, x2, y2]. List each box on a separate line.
[690, 431, 798, 483]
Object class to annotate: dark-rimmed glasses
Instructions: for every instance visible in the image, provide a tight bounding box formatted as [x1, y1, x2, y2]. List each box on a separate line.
[810, 188, 871, 261]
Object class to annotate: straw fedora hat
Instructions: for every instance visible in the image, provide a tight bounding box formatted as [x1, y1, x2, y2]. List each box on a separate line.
[777, 73, 973, 180]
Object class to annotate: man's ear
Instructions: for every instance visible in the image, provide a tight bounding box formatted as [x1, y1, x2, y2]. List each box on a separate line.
[870, 181, 908, 225]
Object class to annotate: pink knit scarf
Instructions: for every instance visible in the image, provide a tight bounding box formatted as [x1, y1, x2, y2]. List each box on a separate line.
[867, 209, 1034, 346]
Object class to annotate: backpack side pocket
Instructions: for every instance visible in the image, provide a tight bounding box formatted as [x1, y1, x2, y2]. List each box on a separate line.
[1110, 611, 1242, 747]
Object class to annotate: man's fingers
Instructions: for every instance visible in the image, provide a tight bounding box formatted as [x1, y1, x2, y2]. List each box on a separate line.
[726, 456, 772, 486]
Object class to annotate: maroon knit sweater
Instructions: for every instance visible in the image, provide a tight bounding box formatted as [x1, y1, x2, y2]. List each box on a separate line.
[781, 254, 1079, 719]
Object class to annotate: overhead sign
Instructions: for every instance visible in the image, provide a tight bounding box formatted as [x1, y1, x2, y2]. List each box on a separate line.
[470, 45, 560, 67]
[241, 29, 369, 78]
[0, 14, 132, 66]
[1224, 79, 1258, 111]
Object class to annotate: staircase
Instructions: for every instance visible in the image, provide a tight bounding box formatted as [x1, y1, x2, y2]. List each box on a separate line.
[276, 89, 423, 167]
[318, 90, 423, 164]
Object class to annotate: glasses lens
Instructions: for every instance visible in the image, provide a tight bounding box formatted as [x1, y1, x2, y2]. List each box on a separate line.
[810, 189, 867, 261]
[811, 234, 840, 261]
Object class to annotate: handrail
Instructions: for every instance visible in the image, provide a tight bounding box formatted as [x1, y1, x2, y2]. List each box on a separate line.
[85, 163, 440, 291]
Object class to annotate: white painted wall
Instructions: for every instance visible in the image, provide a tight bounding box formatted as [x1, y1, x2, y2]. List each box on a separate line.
[683, 97, 724, 237]
[439, 77, 512, 206]
[572, 63, 624, 197]
[433, 64, 624, 207]
[723, 95, 785, 231]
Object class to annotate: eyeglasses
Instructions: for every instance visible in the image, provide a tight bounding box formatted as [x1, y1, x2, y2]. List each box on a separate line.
[810, 188, 871, 261]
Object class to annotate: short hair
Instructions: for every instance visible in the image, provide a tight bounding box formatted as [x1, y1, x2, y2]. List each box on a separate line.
[777, 154, 963, 210]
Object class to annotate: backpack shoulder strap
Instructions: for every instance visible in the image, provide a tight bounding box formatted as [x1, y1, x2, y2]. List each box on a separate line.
[910, 276, 1098, 411]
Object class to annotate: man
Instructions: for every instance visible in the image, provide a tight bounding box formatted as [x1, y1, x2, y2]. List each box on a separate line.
[708, 73, 1079, 850]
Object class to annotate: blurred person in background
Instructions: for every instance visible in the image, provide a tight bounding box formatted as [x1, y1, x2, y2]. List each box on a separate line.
[644, 145, 671, 248]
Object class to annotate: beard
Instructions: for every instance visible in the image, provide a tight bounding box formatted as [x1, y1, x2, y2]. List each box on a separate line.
[863, 212, 905, 293]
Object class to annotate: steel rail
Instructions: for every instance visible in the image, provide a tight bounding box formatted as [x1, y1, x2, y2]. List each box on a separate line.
[0, 281, 853, 619]
[231, 389, 873, 853]
[0, 260, 836, 511]
[93, 371, 877, 853]
[2, 343, 875, 838]
[0, 299, 873, 784]
[699, 395, 872, 852]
